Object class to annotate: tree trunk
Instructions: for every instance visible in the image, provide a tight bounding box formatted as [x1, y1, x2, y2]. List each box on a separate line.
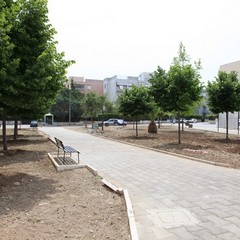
[238, 112, 239, 135]
[158, 117, 160, 129]
[226, 111, 229, 140]
[14, 119, 18, 141]
[2, 119, 7, 151]
[135, 116, 138, 137]
[181, 120, 184, 131]
[101, 109, 104, 131]
[178, 112, 181, 144]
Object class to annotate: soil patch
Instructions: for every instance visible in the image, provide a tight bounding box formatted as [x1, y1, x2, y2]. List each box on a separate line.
[0, 129, 130, 240]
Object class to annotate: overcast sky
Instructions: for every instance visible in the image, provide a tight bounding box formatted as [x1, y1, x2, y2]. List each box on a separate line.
[47, 0, 240, 84]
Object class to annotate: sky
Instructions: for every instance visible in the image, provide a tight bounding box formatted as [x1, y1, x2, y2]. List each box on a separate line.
[47, 0, 240, 84]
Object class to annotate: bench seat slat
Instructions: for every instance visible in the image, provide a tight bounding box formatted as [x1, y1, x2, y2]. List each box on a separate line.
[54, 137, 80, 164]
[64, 146, 79, 153]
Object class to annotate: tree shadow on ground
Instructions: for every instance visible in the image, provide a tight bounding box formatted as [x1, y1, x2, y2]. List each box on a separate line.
[0, 172, 57, 216]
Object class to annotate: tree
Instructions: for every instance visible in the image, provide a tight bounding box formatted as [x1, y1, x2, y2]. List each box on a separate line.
[82, 92, 100, 122]
[51, 87, 84, 122]
[98, 95, 113, 131]
[149, 43, 203, 144]
[206, 71, 240, 140]
[118, 85, 155, 137]
[9, 0, 73, 119]
[0, 0, 73, 150]
[0, 0, 20, 150]
[148, 104, 160, 133]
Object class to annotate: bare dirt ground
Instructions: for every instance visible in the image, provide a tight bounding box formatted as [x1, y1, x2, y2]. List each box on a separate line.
[0, 129, 130, 240]
[74, 123, 240, 169]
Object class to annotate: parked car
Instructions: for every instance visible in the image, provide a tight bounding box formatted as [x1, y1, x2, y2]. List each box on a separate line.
[186, 118, 198, 123]
[176, 118, 186, 123]
[30, 120, 38, 127]
[104, 118, 127, 126]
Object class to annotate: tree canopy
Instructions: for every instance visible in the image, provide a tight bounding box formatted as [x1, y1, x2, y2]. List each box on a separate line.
[81, 92, 100, 121]
[149, 43, 203, 143]
[51, 86, 84, 122]
[0, 0, 74, 150]
[1, 0, 72, 118]
[0, 0, 19, 117]
[206, 70, 240, 139]
[118, 85, 155, 136]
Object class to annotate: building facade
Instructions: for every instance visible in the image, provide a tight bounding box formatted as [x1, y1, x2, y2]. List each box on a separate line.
[220, 60, 240, 79]
[103, 72, 151, 102]
[68, 76, 103, 95]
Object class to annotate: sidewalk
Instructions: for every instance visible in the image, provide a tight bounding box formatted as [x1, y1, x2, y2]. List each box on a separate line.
[42, 126, 240, 240]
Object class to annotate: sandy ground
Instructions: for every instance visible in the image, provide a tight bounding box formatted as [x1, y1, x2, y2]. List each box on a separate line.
[0, 129, 130, 240]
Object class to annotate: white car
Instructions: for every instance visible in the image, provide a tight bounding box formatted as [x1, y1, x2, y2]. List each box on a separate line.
[187, 118, 198, 123]
[104, 118, 127, 126]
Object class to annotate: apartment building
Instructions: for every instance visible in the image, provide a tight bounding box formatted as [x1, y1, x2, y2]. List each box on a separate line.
[103, 72, 151, 102]
[220, 60, 240, 79]
[68, 76, 103, 96]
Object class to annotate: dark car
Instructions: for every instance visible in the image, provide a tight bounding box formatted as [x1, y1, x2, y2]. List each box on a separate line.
[104, 118, 127, 126]
[30, 120, 38, 127]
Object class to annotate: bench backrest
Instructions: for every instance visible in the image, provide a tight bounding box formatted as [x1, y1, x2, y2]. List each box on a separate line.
[55, 137, 65, 150]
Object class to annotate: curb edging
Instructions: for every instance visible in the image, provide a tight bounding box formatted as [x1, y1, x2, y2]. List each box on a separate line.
[47, 153, 138, 240]
[101, 178, 139, 240]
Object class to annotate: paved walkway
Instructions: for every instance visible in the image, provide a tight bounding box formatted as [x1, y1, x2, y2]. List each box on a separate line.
[41, 126, 240, 240]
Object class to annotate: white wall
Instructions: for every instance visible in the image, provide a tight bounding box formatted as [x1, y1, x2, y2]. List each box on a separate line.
[219, 112, 239, 129]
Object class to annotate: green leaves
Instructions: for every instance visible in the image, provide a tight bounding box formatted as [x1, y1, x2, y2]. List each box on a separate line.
[149, 43, 203, 115]
[118, 85, 155, 117]
[149, 42, 203, 144]
[0, 0, 74, 119]
[206, 70, 240, 114]
[206, 70, 240, 139]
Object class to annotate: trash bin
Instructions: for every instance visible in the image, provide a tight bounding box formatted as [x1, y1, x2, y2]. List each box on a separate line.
[104, 123, 109, 127]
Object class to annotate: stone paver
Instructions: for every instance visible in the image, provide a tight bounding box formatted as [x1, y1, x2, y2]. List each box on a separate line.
[41, 126, 240, 240]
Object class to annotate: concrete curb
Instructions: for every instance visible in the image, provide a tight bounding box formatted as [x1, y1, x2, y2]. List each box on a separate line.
[47, 153, 138, 240]
[124, 189, 139, 240]
[101, 179, 139, 240]
[47, 153, 86, 171]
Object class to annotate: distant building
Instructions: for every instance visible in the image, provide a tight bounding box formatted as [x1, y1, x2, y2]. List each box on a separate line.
[104, 72, 151, 102]
[196, 88, 211, 120]
[68, 76, 103, 95]
[138, 72, 152, 87]
[220, 60, 240, 79]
